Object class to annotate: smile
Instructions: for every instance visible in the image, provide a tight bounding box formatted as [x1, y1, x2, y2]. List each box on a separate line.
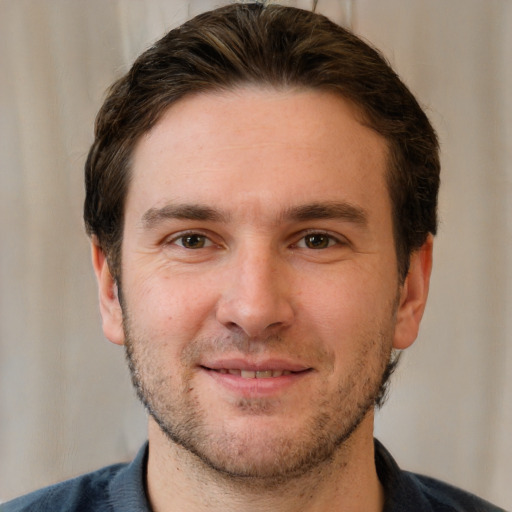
[201, 363, 313, 397]
[214, 369, 292, 378]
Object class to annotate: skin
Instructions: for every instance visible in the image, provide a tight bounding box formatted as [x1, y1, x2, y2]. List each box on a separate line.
[93, 87, 432, 512]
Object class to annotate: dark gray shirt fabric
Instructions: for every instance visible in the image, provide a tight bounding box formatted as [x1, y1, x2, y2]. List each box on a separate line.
[2, 440, 506, 511]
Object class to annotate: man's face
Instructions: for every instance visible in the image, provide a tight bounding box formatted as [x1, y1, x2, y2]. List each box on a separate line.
[98, 87, 425, 480]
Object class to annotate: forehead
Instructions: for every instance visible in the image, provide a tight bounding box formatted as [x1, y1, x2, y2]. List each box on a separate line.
[127, 87, 390, 224]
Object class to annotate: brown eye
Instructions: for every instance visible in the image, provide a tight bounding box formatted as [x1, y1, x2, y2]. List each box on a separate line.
[177, 234, 208, 249]
[303, 233, 333, 249]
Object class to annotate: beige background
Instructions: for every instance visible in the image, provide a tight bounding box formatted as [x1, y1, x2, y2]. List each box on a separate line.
[0, 0, 510, 509]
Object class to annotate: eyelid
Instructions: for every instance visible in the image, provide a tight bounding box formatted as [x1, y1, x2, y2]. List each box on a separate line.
[164, 230, 217, 248]
[291, 229, 348, 249]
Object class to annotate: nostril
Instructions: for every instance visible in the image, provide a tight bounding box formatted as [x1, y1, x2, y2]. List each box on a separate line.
[215, 287, 294, 338]
[225, 321, 243, 332]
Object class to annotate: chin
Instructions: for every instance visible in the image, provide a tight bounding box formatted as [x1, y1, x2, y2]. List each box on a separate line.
[151, 397, 372, 483]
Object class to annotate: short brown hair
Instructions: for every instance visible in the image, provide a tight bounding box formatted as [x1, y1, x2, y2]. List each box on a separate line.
[84, 2, 439, 281]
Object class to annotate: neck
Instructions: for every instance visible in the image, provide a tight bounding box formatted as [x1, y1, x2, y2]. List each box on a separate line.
[146, 415, 385, 512]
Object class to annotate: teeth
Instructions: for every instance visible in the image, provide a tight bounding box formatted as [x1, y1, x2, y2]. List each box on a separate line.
[217, 369, 292, 378]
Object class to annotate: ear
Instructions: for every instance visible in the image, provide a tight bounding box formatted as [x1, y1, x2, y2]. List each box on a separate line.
[393, 235, 433, 350]
[91, 239, 125, 346]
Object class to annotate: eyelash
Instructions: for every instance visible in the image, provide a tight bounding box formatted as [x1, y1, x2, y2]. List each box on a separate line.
[293, 231, 343, 250]
[167, 231, 215, 249]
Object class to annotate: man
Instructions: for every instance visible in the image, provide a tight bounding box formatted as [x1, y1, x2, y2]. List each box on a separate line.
[3, 2, 504, 511]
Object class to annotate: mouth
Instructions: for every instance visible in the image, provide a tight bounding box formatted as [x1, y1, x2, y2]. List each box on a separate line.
[200, 358, 311, 376]
[199, 360, 313, 398]
[199, 357, 314, 397]
[204, 368, 296, 379]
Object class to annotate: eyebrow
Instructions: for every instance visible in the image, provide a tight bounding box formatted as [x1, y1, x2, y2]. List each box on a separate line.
[141, 204, 229, 229]
[140, 200, 368, 230]
[281, 201, 368, 225]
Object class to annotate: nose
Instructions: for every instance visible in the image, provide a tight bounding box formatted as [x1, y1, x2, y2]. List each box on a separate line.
[216, 244, 294, 338]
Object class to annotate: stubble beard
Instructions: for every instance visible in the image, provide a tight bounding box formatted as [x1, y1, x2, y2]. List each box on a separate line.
[123, 311, 397, 485]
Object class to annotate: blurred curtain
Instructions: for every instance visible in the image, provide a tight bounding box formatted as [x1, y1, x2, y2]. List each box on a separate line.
[0, 0, 510, 508]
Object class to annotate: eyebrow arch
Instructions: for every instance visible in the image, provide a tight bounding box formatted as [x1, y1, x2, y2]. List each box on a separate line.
[141, 204, 228, 229]
[140, 201, 367, 230]
[282, 201, 368, 225]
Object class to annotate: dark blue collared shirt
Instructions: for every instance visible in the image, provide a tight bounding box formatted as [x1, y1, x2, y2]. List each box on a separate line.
[2, 440, 506, 511]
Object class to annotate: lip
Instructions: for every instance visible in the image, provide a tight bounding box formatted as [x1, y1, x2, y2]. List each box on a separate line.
[201, 357, 311, 373]
[199, 357, 313, 397]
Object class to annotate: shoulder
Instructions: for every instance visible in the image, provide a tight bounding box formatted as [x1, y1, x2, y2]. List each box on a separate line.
[403, 472, 507, 512]
[375, 439, 506, 512]
[1, 443, 150, 512]
[1, 462, 127, 512]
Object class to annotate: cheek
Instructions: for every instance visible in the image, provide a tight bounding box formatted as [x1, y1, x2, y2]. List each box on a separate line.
[127, 270, 219, 339]
[296, 265, 397, 347]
